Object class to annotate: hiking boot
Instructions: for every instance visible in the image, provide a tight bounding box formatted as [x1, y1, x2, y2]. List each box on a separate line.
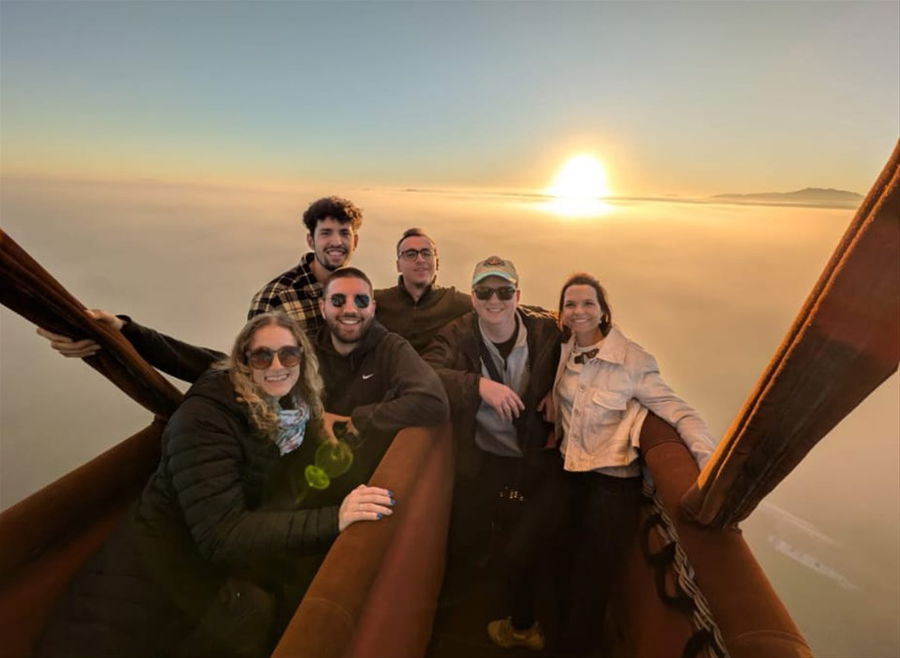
[487, 617, 545, 651]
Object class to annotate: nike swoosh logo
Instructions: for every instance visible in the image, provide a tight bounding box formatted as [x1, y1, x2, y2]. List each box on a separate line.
[362, 373, 374, 380]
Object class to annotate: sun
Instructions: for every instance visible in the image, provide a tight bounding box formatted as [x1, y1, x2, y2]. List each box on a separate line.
[548, 154, 610, 201]
[543, 154, 611, 217]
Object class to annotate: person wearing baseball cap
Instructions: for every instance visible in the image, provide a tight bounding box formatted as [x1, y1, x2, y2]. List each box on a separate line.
[470, 254, 519, 287]
[423, 255, 564, 652]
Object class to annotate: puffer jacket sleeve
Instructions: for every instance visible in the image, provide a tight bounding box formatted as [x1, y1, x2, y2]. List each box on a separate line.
[121, 317, 225, 383]
[165, 396, 340, 568]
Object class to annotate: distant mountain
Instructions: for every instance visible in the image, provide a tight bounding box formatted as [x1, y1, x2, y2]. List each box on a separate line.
[712, 187, 863, 208]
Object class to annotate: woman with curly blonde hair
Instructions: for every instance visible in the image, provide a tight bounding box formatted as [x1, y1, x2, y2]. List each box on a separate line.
[218, 311, 326, 441]
[38, 312, 394, 658]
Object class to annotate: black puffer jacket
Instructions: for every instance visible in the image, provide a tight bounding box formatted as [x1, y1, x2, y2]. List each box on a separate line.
[37, 369, 340, 658]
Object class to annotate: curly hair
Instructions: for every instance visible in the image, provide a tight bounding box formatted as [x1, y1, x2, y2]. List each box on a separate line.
[557, 272, 613, 340]
[214, 312, 325, 440]
[302, 196, 363, 234]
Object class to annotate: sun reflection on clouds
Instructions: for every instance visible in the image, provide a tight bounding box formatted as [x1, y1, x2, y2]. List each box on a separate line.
[540, 196, 613, 218]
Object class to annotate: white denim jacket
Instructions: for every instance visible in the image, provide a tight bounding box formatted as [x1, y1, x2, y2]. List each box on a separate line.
[554, 326, 713, 475]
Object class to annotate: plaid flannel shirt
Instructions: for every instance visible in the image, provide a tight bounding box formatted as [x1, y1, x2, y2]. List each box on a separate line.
[247, 252, 325, 337]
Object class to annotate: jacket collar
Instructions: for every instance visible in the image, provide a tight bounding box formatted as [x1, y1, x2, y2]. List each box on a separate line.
[477, 312, 527, 355]
[563, 325, 627, 365]
[187, 369, 251, 416]
[395, 275, 438, 304]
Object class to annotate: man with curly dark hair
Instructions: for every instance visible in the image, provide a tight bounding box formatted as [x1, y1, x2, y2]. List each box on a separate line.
[248, 196, 363, 336]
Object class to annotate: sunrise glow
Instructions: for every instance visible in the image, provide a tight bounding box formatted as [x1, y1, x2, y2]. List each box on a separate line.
[548, 154, 610, 200]
[544, 154, 612, 217]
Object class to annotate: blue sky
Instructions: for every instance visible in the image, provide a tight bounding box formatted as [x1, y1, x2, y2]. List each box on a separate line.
[1, 1, 898, 195]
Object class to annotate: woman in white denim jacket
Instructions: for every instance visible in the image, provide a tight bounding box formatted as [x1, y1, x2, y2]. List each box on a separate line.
[553, 272, 713, 653]
[555, 276, 713, 476]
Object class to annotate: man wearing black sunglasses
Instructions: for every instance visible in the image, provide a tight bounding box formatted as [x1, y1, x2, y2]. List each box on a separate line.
[422, 255, 563, 648]
[313, 266, 449, 445]
[374, 228, 471, 354]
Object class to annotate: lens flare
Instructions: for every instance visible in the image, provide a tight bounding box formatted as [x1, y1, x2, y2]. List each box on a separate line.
[304, 465, 331, 490]
[315, 439, 354, 478]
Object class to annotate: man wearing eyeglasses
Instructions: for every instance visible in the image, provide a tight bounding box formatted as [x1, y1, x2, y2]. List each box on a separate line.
[374, 228, 471, 354]
[422, 256, 563, 645]
[248, 196, 363, 336]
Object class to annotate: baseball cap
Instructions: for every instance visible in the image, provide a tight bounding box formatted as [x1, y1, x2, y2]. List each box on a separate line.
[471, 255, 519, 287]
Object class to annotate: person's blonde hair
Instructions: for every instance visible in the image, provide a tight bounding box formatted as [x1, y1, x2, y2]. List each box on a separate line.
[214, 312, 324, 439]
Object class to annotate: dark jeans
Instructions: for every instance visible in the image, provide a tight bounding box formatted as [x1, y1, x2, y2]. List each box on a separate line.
[447, 450, 568, 630]
[559, 470, 642, 653]
[447, 452, 524, 568]
[504, 453, 570, 629]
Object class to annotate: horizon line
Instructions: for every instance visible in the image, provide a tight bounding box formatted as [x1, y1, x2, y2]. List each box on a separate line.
[0, 172, 863, 211]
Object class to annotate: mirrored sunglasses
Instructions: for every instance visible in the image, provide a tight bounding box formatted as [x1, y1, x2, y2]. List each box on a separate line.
[328, 293, 372, 309]
[246, 346, 302, 370]
[399, 248, 434, 261]
[472, 285, 516, 301]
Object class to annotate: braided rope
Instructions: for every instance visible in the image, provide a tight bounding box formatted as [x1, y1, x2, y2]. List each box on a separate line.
[641, 476, 730, 658]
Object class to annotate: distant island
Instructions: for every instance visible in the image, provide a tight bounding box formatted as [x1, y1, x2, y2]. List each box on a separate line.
[712, 187, 863, 209]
